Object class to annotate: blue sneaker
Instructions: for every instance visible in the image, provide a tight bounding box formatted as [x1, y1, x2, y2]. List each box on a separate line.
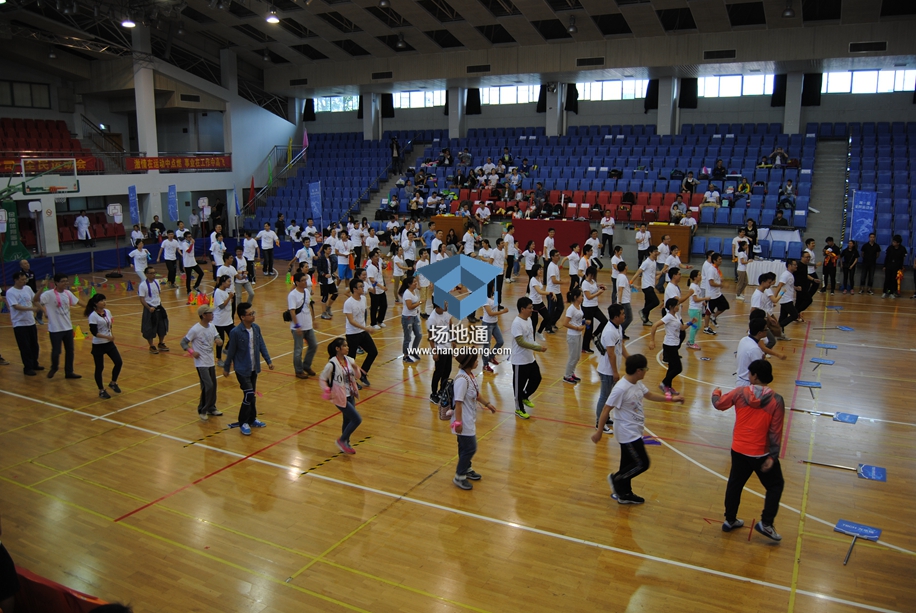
[252, 420, 266, 428]
[240, 423, 252, 436]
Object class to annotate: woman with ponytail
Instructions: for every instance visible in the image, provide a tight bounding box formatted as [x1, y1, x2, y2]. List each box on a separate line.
[83, 294, 122, 399]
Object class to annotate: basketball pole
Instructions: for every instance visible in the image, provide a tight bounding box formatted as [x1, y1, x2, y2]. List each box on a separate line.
[106, 231, 123, 279]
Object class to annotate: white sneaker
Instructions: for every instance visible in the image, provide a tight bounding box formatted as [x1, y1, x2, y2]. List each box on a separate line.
[372, 325, 381, 330]
[380, 322, 387, 328]
[736, 295, 745, 301]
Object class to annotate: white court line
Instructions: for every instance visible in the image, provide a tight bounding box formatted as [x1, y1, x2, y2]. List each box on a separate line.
[0, 387, 910, 613]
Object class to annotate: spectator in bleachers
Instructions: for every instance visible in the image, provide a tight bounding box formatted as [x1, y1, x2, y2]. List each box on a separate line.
[175, 220, 189, 240]
[495, 159, 508, 177]
[768, 146, 789, 167]
[680, 212, 697, 236]
[757, 156, 772, 168]
[446, 228, 460, 256]
[882, 235, 907, 298]
[482, 157, 496, 174]
[426, 192, 442, 217]
[130, 224, 145, 244]
[487, 169, 500, 187]
[439, 148, 453, 167]
[286, 219, 302, 242]
[703, 184, 721, 207]
[858, 232, 880, 294]
[519, 158, 531, 176]
[189, 209, 200, 238]
[670, 195, 686, 224]
[772, 209, 789, 227]
[840, 240, 858, 294]
[507, 168, 522, 194]
[409, 192, 425, 220]
[533, 182, 547, 206]
[476, 202, 492, 226]
[475, 169, 488, 187]
[681, 171, 699, 195]
[274, 213, 286, 237]
[500, 147, 514, 166]
[737, 177, 751, 198]
[622, 190, 636, 205]
[404, 178, 416, 199]
[149, 215, 166, 241]
[458, 148, 473, 167]
[390, 136, 402, 174]
[778, 180, 796, 209]
[712, 159, 727, 182]
[387, 193, 401, 217]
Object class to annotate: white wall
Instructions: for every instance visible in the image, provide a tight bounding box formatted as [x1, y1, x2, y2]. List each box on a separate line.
[198, 111, 224, 151]
[803, 92, 916, 126]
[678, 95, 784, 128]
[156, 111, 190, 152]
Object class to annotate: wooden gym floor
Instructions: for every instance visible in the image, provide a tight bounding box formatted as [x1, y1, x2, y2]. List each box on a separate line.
[0, 259, 914, 613]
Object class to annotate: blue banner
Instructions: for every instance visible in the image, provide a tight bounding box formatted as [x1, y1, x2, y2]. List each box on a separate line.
[167, 185, 178, 222]
[848, 190, 876, 244]
[128, 185, 140, 225]
[309, 181, 323, 228]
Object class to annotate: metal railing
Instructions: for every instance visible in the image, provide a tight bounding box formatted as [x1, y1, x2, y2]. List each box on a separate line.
[240, 144, 308, 217]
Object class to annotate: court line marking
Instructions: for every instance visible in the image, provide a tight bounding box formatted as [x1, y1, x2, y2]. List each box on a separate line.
[782, 321, 812, 458]
[788, 423, 817, 612]
[1, 386, 912, 613]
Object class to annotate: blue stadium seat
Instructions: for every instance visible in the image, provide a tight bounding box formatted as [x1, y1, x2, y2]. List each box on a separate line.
[707, 237, 723, 255]
[690, 236, 706, 256]
[770, 241, 787, 259]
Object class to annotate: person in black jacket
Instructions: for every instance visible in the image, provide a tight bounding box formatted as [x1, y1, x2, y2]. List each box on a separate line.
[316, 243, 338, 319]
[858, 232, 881, 294]
[882, 235, 907, 298]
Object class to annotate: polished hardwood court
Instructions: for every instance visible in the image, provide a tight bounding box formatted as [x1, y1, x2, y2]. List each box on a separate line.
[1, 258, 914, 613]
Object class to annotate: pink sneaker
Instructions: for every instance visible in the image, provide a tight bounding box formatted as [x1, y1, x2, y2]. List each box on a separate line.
[686, 343, 701, 350]
[336, 439, 356, 454]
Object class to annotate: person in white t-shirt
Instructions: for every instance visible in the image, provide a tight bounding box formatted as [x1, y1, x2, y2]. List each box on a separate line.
[600, 211, 616, 256]
[288, 271, 317, 379]
[491, 238, 508, 306]
[189, 210, 200, 238]
[750, 272, 785, 345]
[526, 263, 551, 337]
[180, 305, 223, 421]
[585, 231, 603, 270]
[732, 228, 751, 283]
[561, 288, 586, 384]
[655, 235, 672, 292]
[685, 269, 710, 350]
[545, 250, 564, 333]
[701, 252, 729, 335]
[610, 245, 624, 305]
[366, 250, 389, 328]
[773, 259, 800, 329]
[399, 275, 423, 363]
[286, 220, 302, 243]
[130, 224, 144, 244]
[450, 350, 498, 490]
[84, 293, 123, 399]
[736, 319, 785, 387]
[138, 267, 169, 353]
[504, 225, 518, 283]
[415, 249, 432, 318]
[212, 274, 235, 365]
[567, 244, 582, 292]
[680, 213, 697, 236]
[510, 297, 547, 420]
[647, 297, 695, 395]
[8, 271, 43, 374]
[128, 239, 151, 282]
[427, 301, 456, 402]
[615, 260, 633, 338]
[232, 246, 255, 305]
[256, 222, 279, 276]
[632, 246, 662, 326]
[157, 229, 181, 288]
[735, 242, 750, 301]
[209, 233, 227, 281]
[591, 354, 684, 505]
[181, 236, 204, 294]
[335, 231, 354, 285]
[594, 304, 629, 432]
[39, 273, 84, 379]
[480, 288, 508, 374]
[635, 224, 651, 266]
[343, 278, 376, 387]
[74, 211, 92, 246]
[242, 230, 260, 283]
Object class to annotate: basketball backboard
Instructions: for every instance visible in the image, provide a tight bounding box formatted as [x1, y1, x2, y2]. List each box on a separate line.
[20, 158, 80, 195]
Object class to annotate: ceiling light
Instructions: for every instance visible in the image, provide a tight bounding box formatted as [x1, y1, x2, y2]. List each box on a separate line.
[378, 0, 390, 7]
[782, 1, 795, 18]
[208, 0, 217, 7]
[0, 0, 7, 5]
[567, 16, 577, 34]
[49, 50, 57, 59]
[395, 33, 406, 49]
[266, 5, 279, 23]
[263, 50, 270, 61]
[121, 13, 135, 27]
[177, 21, 185, 34]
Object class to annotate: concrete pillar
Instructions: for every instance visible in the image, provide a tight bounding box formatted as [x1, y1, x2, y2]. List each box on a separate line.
[220, 49, 237, 155]
[447, 87, 466, 140]
[657, 77, 679, 136]
[362, 93, 380, 141]
[38, 195, 59, 254]
[131, 26, 162, 221]
[545, 84, 564, 137]
[188, 112, 199, 152]
[784, 72, 804, 134]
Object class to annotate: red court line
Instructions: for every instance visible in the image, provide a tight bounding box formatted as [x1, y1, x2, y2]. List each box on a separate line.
[113, 411, 339, 522]
[781, 321, 812, 459]
[113, 366, 429, 523]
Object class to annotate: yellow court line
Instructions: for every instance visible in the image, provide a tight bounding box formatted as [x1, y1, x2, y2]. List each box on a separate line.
[287, 517, 377, 581]
[787, 426, 816, 613]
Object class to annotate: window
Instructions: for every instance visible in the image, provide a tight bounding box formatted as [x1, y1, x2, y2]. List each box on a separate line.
[575, 80, 649, 101]
[391, 90, 446, 109]
[698, 74, 774, 98]
[480, 85, 540, 105]
[822, 69, 916, 94]
[0, 80, 52, 109]
[314, 95, 358, 113]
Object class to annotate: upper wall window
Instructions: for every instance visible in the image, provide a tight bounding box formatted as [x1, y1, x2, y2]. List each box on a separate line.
[480, 85, 540, 105]
[822, 70, 916, 94]
[0, 81, 52, 109]
[393, 91, 446, 109]
[576, 80, 649, 101]
[314, 95, 358, 113]
[698, 75, 774, 98]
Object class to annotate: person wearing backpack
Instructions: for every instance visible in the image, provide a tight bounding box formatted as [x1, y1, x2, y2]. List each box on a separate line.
[319, 337, 364, 455]
[427, 301, 455, 404]
[450, 350, 497, 490]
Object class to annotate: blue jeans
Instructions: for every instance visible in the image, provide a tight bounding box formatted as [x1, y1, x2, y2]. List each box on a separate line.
[482, 321, 504, 365]
[456, 434, 477, 477]
[401, 315, 421, 358]
[596, 372, 617, 421]
[337, 397, 362, 444]
[292, 328, 317, 374]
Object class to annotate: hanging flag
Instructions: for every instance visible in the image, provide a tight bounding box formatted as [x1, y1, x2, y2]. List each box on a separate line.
[234, 186, 241, 216]
[267, 156, 273, 187]
[248, 176, 255, 205]
[287, 137, 293, 166]
[302, 126, 309, 150]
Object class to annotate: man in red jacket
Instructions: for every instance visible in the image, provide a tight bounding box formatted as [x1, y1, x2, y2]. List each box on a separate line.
[711, 359, 786, 542]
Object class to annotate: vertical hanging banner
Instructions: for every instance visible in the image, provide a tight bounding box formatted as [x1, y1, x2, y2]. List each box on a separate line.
[309, 181, 323, 228]
[128, 185, 140, 225]
[167, 185, 179, 222]
[848, 190, 876, 243]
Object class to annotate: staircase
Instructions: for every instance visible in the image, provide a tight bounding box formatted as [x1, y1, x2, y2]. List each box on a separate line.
[806, 140, 849, 240]
[360, 141, 426, 217]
